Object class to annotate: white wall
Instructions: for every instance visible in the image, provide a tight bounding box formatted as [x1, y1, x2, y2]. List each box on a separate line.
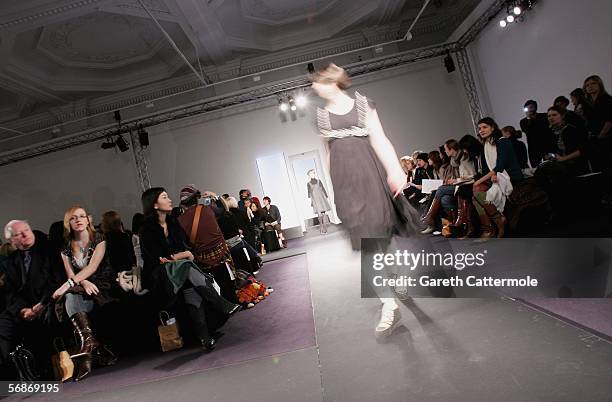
[0, 142, 141, 232]
[1, 58, 473, 232]
[469, 0, 612, 128]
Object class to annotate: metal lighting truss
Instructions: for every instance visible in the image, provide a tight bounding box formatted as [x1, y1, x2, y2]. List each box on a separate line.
[0, 0, 509, 192]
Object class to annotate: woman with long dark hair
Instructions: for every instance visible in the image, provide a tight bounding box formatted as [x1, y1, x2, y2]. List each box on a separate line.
[139, 187, 240, 351]
[471, 118, 523, 239]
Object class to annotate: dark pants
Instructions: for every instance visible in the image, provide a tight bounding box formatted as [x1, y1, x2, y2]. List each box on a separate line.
[0, 311, 54, 379]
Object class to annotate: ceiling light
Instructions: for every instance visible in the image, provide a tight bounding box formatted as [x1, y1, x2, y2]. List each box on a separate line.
[288, 96, 297, 111]
[506, 15, 515, 23]
[116, 135, 129, 152]
[499, 20, 507, 28]
[513, 6, 522, 15]
[279, 99, 288, 112]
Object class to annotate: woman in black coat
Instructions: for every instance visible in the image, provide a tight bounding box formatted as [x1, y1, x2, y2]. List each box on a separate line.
[138, 187, 239, 351]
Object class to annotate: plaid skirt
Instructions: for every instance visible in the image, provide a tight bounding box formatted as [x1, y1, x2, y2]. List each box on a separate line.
[194, 241, 235, 272]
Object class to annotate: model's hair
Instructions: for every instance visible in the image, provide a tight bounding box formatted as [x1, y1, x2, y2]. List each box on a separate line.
[311, 63, 351, 90]
[63, 205, 96, 243]
[141, 187, 166, 218]
[477, 117, 502, 144]
[307, 169, 315, 176]
[101, 210, 123, 233]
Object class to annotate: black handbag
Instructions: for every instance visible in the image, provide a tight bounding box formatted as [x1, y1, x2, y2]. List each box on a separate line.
[10, 344, 40, 382]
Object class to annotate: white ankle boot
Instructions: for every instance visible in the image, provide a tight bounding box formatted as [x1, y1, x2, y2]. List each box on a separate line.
[375, 305, 401, 337]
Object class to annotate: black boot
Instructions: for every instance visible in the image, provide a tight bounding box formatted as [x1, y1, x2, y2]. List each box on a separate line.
[185, 303, 216, 352]
[195, 285, 241, 316]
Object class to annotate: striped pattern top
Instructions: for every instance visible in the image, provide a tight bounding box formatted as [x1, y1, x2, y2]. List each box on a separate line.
[316, 91, 370, 138]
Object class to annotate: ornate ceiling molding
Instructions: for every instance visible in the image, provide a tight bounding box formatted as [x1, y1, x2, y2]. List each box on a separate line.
[36, 12, 166, 69]
[0, 0, 104, 30]
[239, 0, 337, 26]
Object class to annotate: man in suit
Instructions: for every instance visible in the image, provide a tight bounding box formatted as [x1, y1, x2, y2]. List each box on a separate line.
[0, 220, 59, 378]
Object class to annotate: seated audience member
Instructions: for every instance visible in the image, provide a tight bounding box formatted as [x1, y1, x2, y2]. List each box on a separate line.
[520, 99, 555, 168]
[261, 196, 287, 247]
[421, 144, 461, 234]
[400, 156, 416, 183]
[0, 242, 16, 313]
[0, 220, 59, 380]
[51, 206, 118, 381]
[131, 213, 145, 269]
[405, 153, 432, 207]
[570, 88, 587, 120]
[226, 198, 261, 267]
[139, 187, 240, 351]
[47, 221, 66, 275]
[449, 137, 481, 237]
[249, 202, 264, 250]
[237, 189, 251, 210]
[411, 150, 425, 162]
[228, 197, 258, 250]
[472, 118, 524, 239]
[101, 211, 136, 274]
[554, 96, 586, 133]
[583, 75, 612, 139]
[428, 150, 445, 180]
[501, 126, 529, 170]
[215, 196, 260, 275]
[541, 105, 589, 176]
[177, 186, 240, 300]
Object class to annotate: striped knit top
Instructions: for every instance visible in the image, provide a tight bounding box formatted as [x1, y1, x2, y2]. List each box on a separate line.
[316, 91, 372, 138]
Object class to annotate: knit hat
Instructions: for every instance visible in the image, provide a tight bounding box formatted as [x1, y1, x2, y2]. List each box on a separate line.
[180, 185, 198, 202]
[416, 153, 429, 163]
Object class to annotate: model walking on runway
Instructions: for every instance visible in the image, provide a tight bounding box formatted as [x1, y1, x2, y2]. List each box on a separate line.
[311, 63, 421, 337]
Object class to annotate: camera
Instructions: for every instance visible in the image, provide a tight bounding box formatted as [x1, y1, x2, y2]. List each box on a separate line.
[202, 197, 212, 206]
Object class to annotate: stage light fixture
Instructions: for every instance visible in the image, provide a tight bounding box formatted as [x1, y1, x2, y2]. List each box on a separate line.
[513, 6, 522, 15]
[278, 98, 289, 112]
[116, 135, 129, 152]
[113, 110, 122, 122]
[288, 96, 297, 111]
[499, 20, 507, 27]
[506, 15, 515, 23]
[101, 138, 116, 150]
[444, 52, 456, 73]
[307, 62, 315, 74]
[138, 125, 149, 147]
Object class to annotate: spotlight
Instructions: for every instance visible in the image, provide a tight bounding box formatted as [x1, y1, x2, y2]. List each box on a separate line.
[116, 135, 129, 152]
[138, 125, 149, 147]
[506, 15, 515, 23]
[101, 138, 115, 150]
[499, 20, 507, 28]
[296, 95, 307, 108]
[288, 96, 297, 111]
[307, 63, 315, 74]
[444, 52, 455, 73]
[513, 6, 522, 15]
[279, 98, 288, 112]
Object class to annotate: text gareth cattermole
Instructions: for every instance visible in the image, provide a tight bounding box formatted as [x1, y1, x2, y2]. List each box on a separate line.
[372, 250, 487, 271]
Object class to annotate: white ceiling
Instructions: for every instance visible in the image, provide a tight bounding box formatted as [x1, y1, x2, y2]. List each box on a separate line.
[0, 0, 481, 146]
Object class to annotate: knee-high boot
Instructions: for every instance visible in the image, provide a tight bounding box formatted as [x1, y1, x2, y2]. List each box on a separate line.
[483, 203, 507, 238]
[194, 285, 241, 316]
[184, 302, 215, 351]
[455, 197, 477, 239]
[70, 312, 99, 381]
